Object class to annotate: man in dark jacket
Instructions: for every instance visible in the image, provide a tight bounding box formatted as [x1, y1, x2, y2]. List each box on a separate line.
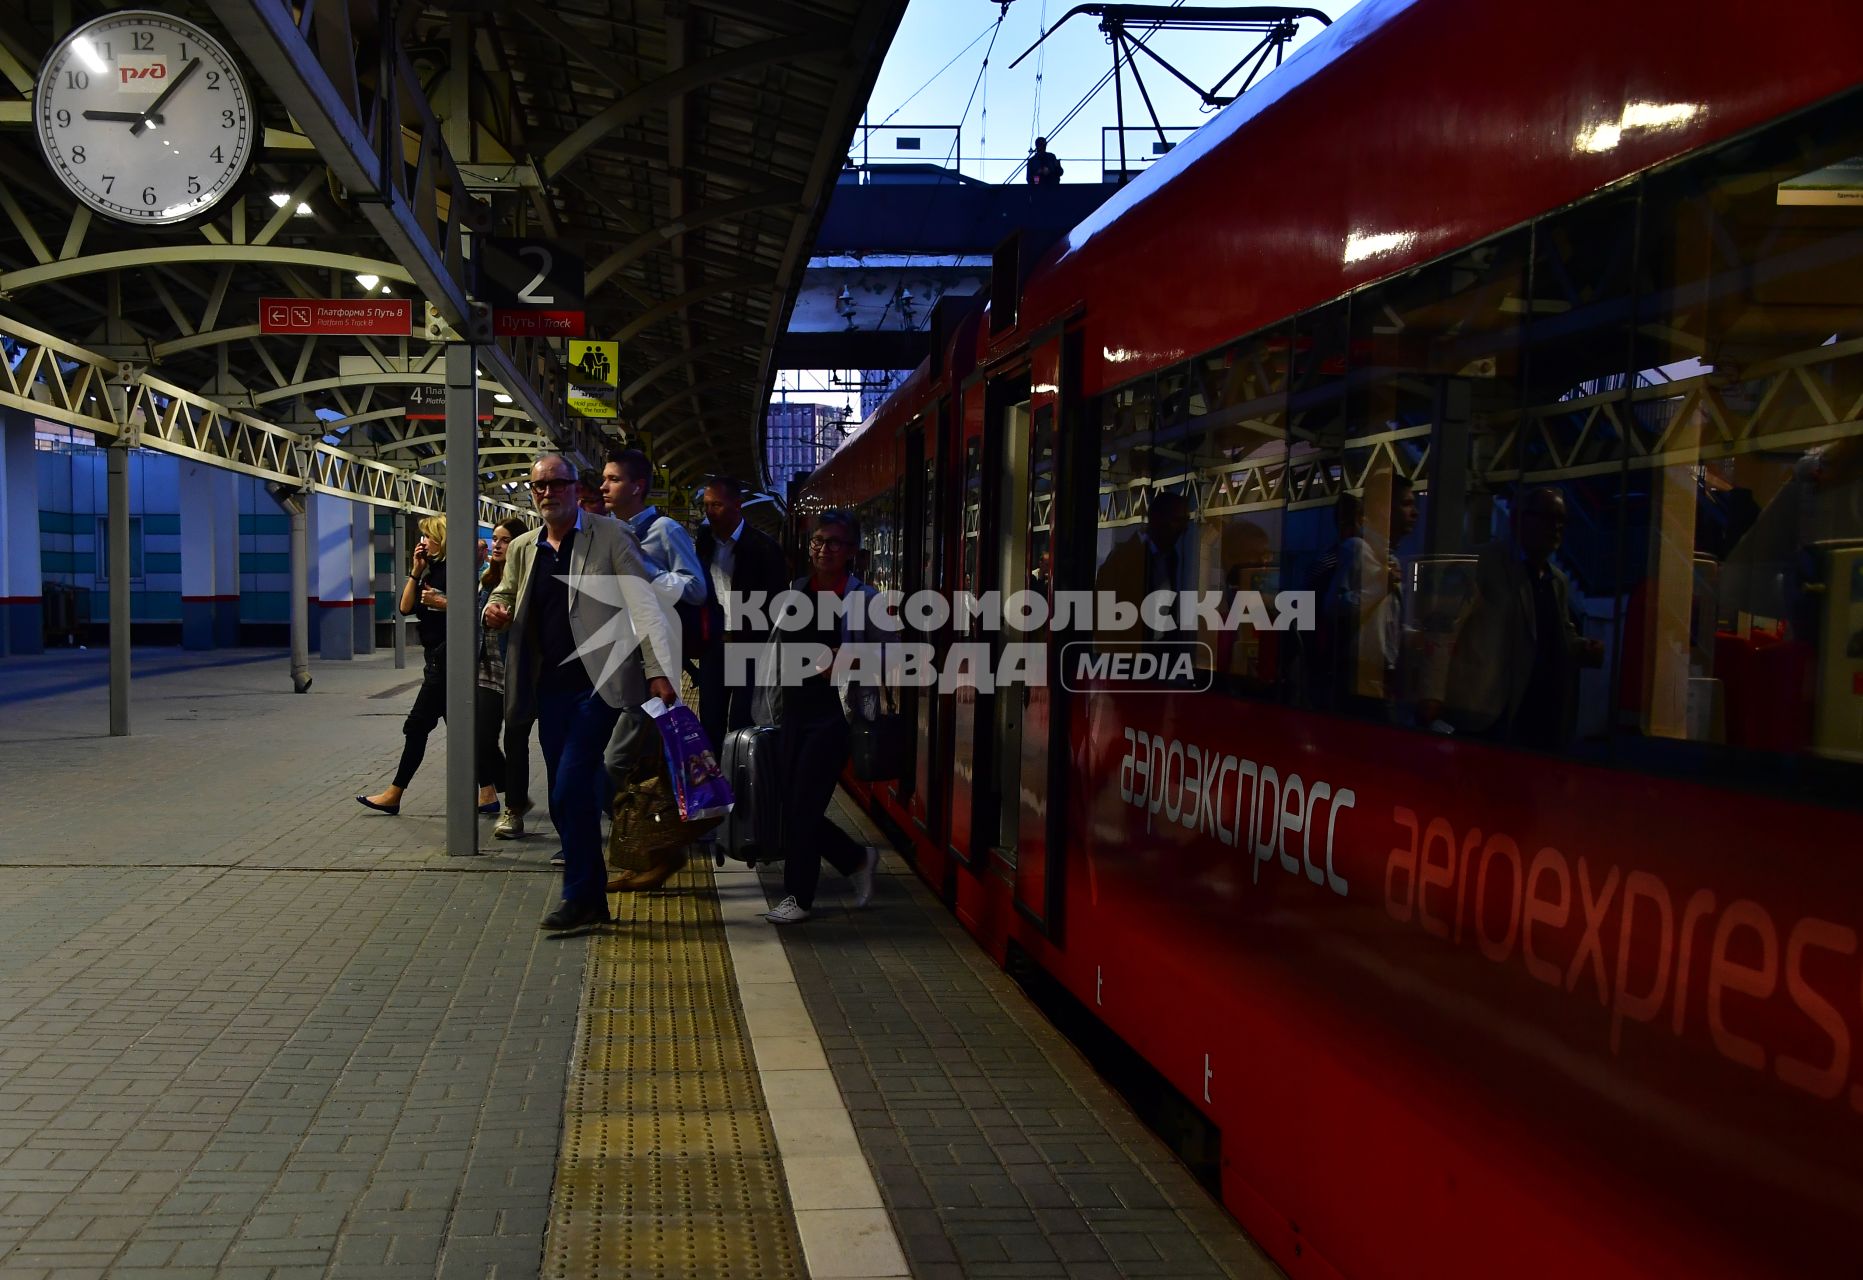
[695, 477, 790, 753]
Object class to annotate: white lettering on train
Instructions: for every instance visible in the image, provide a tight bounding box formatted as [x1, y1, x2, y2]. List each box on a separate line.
[1386, 808, 1863, 1109]
[1116, 727, 1351, 898]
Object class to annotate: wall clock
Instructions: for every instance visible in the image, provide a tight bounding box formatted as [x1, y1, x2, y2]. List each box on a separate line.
[33, 10, 256, 226]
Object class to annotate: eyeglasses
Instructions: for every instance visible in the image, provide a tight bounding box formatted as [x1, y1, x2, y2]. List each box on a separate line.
[809, 537, 850, 550]
[529, 478, 576, 494]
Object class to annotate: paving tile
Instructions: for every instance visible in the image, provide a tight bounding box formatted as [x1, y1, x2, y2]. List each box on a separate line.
[0, 653, 587, 1280]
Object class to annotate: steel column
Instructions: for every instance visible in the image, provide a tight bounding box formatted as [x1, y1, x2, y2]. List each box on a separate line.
[445, 342, 479, 857]
[391, 512, 408, 670]
[105, 441, 130, 736]
[289, 499, 311, 693]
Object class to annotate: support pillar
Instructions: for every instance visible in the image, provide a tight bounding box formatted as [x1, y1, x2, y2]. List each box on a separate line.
[0, 408, 43, 656]
[352, 502, 376, 655]
[106, 440, 130, 735]
[445, 342, 479, 857]
[312, 492, 355, 660]
[269, 481, 312, 693]
[391, 513, 408, 669]
[179, 462, 236, 649]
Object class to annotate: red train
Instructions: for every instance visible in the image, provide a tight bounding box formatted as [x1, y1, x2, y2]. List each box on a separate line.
[792, 1, 1863, 1275]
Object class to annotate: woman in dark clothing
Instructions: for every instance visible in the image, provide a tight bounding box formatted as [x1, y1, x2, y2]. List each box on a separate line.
[762, 511, 882, 925]
[357, 516, 501, 815]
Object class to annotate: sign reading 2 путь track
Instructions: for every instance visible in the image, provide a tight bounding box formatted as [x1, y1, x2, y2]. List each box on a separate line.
[478, 237, 586, 337]
[259, 298, 412, 337]
[567, 340, 619, 419]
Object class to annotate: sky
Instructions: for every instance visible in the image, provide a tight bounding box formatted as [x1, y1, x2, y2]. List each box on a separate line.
[775, 0, 1363, 419]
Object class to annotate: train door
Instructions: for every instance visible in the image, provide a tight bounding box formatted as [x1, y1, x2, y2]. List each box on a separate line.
[947, 381, 986, 872]
[992, 392, 1033, 874]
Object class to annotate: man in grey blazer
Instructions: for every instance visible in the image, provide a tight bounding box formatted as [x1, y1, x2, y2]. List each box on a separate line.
[485, 454, 680, 929]
[1440, 487, 1604, 747]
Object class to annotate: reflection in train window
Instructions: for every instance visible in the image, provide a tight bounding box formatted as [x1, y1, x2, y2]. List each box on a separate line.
[1619, 95, 1863, 765]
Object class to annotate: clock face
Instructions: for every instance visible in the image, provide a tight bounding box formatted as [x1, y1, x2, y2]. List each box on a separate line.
[33, 11, 255, 226]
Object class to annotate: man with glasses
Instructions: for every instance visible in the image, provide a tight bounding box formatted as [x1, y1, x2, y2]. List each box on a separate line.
[485, 454, 679, 930]
[694, 476, 789, 758]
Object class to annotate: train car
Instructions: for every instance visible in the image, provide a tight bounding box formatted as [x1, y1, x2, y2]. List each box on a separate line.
[797, 0, 1863, 1275]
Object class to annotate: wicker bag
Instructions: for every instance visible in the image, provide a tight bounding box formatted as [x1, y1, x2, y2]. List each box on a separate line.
[608, 744, 724, 872]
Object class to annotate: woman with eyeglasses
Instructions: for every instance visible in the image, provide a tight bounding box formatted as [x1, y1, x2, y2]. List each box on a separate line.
[760, 510, 882, 925]
[357, 515, 502, 817]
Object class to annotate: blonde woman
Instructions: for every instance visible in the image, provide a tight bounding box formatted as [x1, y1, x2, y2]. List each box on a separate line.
[358, 516, 500, 815]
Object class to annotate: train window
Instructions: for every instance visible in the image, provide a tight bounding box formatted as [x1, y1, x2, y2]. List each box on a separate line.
[1402, 197, 1639, 752]
[1617, 94, 1863, 771]
[1181, 329, 1291, 694]
[1091, 378, 1163, 650]
[959, 436, 983, 636]
[1282, 299, 1354, 708]
[1336, 231, 1532, 731]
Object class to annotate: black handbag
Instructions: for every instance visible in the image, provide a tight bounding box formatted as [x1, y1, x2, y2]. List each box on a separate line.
[849, 684, 909, 782]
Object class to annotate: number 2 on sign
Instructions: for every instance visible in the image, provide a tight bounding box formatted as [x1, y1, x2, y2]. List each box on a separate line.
[517, 246, 554, 304]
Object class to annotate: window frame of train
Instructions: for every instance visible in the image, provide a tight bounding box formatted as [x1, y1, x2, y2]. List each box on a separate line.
[1084, 86, 1863, 810]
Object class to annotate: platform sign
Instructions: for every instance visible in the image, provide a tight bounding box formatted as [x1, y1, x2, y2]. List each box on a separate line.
[478, 237, 586, 337]
[404, 383, 495, 422]
[567, 340, 619, 419]
[259, 297, 411, 336]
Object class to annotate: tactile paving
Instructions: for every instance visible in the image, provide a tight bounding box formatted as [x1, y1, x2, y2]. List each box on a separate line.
[544, 868, 805, 1280]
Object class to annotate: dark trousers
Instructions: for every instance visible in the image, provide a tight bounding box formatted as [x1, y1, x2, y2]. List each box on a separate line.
[476, 686, 505, 792]
[779, 707, 865, 910]
[503, 711, 534, 812]
[699, 643, 756, 755]
[392, 659, 447, 787]
[536, 685, 623, 906]
[392, 656, 505, 790]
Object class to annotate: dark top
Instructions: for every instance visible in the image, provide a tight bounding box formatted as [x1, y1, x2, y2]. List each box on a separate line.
[791, 588, 848, 718]
[529, 524, 593, 696]
[410, 557, 448, 657]
[1514, 564, 1567, 747]
[1028, 150, 1064, 185]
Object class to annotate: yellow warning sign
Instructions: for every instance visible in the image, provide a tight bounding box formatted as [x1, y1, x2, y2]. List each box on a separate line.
[567, 340, 618, 418]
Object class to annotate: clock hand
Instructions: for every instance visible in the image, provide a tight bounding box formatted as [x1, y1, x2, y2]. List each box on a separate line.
[129, 57, 200, 137]
[83, 110, 156, 123]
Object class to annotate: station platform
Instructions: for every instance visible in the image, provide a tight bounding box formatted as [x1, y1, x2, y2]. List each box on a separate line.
[0, 649, 1276, 1280]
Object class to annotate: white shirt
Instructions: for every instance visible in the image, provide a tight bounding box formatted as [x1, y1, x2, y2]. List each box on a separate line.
[708, 517, 745, 608]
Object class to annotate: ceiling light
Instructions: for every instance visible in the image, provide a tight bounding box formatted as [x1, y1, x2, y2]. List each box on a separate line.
[379, 286, 391, 295]
[269, 192, 290, 208]
[354, 273, 380, 290]
[494, 393, 512, 404]
[294, 202, 313, 217]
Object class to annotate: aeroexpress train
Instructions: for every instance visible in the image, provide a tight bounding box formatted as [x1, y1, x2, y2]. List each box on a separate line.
[791, 0, 1863, 1274]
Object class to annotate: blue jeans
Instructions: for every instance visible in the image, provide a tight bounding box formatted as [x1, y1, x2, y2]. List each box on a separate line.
[535, 685, 624, 906]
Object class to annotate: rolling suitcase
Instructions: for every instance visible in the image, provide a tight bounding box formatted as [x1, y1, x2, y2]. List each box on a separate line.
[719, 724, 782, 864]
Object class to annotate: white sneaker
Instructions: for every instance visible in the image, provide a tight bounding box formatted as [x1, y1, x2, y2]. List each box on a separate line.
[851, 846, 880, 908]
[764, 896, 811, 925]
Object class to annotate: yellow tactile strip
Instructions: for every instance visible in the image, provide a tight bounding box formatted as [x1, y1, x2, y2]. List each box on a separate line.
[545, 864, 807, 1280]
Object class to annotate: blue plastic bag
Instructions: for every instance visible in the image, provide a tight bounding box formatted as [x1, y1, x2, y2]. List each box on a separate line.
[645, 698, 734, 821]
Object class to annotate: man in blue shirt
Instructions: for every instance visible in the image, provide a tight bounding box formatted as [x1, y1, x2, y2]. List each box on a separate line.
[601, 448, 708, 891]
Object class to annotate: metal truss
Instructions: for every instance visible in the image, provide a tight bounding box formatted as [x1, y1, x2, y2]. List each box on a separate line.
[1098, 331, 1863, 527]
[1, 315, 523, 526]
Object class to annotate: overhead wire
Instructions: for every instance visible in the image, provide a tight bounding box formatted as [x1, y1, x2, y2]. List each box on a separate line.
[1028, 0, 1049, 151]
[1004, 0, 1189, 184]
[873, 16, 1002, 130]
[868, 9, 1006, 336]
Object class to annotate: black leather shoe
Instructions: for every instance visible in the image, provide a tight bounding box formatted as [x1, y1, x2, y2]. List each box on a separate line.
[541, 898, 612, 931]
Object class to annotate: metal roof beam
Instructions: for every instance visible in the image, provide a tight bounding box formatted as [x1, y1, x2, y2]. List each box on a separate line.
[542, 29, 846, 181]
[207, 0, 560, 441]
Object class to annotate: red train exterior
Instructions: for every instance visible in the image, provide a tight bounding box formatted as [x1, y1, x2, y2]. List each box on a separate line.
[795, 1, 1863, 1274]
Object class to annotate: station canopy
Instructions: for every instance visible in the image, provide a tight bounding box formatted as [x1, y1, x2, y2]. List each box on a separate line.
[0, 0, 906, 513]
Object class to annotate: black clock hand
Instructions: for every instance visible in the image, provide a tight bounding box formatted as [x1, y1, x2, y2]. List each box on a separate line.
[83, 110, 154, 123]
[129, 57, 199, 136]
